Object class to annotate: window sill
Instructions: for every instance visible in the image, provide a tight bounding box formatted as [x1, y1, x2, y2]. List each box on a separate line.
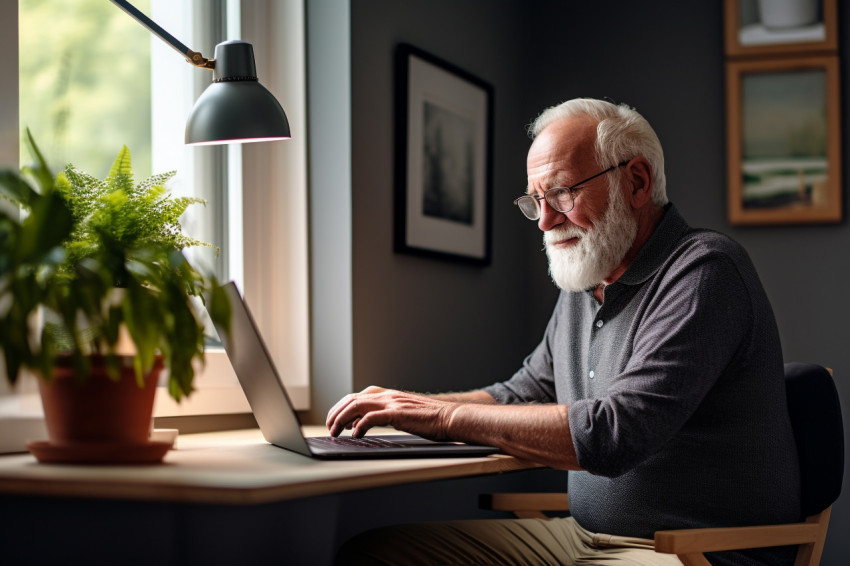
[0, 350, 308, 454]
[153, 349, 309, 417]
[0, 394, 47, 454]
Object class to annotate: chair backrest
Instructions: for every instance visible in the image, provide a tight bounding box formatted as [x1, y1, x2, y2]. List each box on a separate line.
[784, 362, 844, 518]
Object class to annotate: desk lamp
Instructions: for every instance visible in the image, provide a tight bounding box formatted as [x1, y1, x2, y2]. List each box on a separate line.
[110, 0, 291, 145]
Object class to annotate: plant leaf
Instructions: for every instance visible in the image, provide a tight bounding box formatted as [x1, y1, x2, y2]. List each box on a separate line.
[107, 145, 133, 180]
[0, 170, 38, 206]
[22, 128, 56, 197]
[18, 192, 73, 264]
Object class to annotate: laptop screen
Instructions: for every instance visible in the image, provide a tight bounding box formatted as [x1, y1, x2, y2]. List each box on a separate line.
[211, 282, 313, 456]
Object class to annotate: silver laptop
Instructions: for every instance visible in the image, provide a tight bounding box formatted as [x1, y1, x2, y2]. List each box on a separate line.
[209, 282, 499, 459]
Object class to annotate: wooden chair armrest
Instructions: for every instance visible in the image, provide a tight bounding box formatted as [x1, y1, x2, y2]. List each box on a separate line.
[479, 493, 569, 519]
[655, 522, 822, 554]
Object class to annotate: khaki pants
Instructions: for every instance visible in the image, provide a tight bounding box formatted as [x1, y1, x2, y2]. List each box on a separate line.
[336, 516, 684, 565]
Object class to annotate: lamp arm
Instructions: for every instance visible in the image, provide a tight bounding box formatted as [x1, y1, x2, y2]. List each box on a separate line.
[109, 0, 215, 70]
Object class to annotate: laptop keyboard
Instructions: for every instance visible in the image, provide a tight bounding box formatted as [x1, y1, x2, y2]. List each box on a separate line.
[308, 436, 408, 449]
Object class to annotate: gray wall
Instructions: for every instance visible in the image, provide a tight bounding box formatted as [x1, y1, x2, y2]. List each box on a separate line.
[348, 0, 553, 397]
[309, 1, 849, 563]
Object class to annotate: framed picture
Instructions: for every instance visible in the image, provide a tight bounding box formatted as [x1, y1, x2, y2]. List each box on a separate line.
[394, 43, 493, 264]
[724, 0, 838, 58]
[725, 55, 841, 225]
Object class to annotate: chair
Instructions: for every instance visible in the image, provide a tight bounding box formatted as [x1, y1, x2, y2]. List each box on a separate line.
[480, 363, 844, 566]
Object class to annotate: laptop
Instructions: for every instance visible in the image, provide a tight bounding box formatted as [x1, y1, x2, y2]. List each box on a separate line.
[208, 282, 499, 459]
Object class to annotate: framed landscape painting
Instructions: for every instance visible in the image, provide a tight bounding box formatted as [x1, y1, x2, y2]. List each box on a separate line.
[726, 55, 841, 225]
[394, 43, 493, 264]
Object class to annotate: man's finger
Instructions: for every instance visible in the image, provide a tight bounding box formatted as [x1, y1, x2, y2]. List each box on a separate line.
[351, 410, 391, 438]
[326, 393, 358, 430]
[330, 396, 381, 436]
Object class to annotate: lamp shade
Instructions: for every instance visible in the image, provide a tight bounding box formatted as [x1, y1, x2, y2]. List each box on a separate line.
[185, 40, 291, 145]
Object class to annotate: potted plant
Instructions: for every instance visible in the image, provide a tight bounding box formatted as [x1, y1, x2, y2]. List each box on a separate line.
[0, 131, 230, 463]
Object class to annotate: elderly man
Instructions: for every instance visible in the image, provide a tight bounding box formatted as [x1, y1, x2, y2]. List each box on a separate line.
[328, 98, 800, 566]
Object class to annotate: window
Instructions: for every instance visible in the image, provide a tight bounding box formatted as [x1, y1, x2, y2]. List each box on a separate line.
[1, 1, 309, 417]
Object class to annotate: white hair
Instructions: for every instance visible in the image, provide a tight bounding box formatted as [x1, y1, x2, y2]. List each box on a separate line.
[529, 98, 668, 206]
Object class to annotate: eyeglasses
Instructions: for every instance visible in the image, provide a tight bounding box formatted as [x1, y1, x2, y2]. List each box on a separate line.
[514, 161, 630, 221]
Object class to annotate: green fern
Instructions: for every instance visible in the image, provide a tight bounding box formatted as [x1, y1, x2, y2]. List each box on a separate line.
[55, 145, 214, 269]
[0, 133, 231, 402]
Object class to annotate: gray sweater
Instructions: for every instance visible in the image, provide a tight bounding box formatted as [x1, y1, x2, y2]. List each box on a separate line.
[484, 204, 800, 566]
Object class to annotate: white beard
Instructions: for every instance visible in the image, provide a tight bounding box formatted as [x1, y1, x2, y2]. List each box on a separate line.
[544, 185, 638, 292]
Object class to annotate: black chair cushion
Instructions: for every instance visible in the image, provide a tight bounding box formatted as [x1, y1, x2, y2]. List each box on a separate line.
[784, 362, 844, 518]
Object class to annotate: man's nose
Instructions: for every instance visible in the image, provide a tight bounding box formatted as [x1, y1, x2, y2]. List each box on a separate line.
[538, 199, 566, 231]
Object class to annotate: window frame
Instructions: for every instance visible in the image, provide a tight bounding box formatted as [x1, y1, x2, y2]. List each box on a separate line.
[0, 0, 310, 422]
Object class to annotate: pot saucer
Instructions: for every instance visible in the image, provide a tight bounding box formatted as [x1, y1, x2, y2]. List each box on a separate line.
[26, 440, 172, 465]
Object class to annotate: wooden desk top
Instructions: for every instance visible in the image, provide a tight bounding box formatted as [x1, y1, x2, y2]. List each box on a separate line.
[0, 427, 541, 505]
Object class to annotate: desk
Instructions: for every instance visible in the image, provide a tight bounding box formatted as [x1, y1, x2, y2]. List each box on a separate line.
[0, 427, 541, 504]
[0, 427, 564, 566]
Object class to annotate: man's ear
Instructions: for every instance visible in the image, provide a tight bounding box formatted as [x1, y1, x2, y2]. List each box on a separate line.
[625, 157, 653, 209]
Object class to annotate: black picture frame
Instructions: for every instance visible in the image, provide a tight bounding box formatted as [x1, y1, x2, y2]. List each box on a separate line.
[394, 43, 493, 265]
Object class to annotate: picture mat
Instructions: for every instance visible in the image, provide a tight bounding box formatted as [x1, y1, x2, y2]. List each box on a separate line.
[404, 55, 488, 259]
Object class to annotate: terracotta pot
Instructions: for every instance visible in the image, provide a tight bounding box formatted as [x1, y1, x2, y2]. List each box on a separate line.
[38, 354, 163, 446]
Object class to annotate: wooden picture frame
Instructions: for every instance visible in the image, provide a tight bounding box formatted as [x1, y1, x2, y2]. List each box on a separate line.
[394, 43, 493, 264]
[724, 0, 838, 58]
[726, 55, 841, 225]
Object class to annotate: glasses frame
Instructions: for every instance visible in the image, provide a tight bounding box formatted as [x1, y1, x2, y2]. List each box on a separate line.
[514, 160, 630, 220]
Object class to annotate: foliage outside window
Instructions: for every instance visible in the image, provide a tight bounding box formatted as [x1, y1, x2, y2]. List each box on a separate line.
[19, 0, 153, 177]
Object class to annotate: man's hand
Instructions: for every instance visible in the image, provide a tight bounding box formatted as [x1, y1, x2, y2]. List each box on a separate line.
[325, 386, 459, 440]
[326, 387, 582, 470]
